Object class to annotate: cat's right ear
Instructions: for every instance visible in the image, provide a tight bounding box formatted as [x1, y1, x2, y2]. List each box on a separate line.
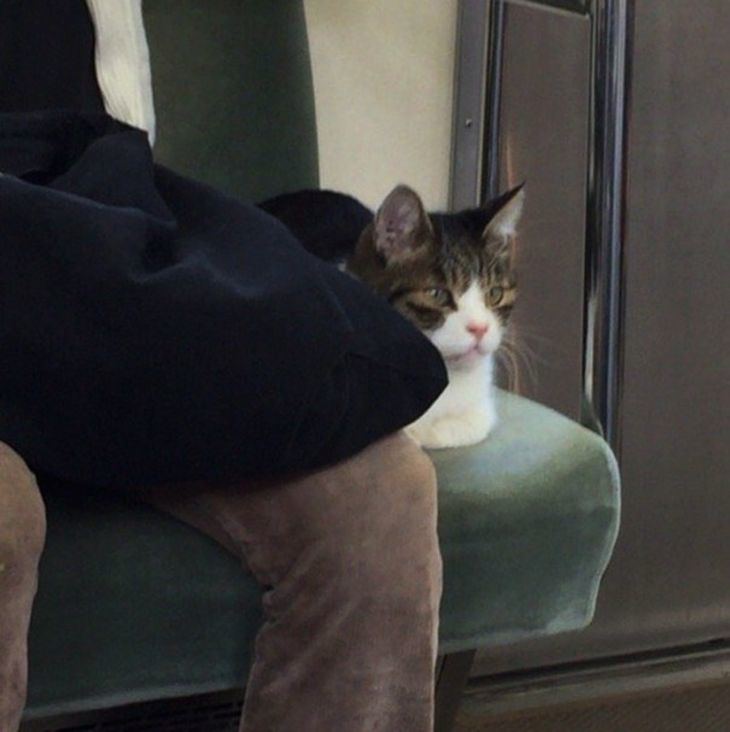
[483, 184, 525, 243]
[374, 185, 431, 264]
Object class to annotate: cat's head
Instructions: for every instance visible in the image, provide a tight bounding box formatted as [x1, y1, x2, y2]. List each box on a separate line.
[347, 183, 524, 370]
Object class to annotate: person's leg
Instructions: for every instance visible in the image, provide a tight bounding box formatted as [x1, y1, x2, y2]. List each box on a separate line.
[0, 444, 47, 731]
[139, 431, 442, 732]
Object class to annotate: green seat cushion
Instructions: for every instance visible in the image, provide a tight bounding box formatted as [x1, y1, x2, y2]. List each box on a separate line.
[25, 391, 619, 718]
[26, 488, 263, 719]
[432, 390, 620, 654]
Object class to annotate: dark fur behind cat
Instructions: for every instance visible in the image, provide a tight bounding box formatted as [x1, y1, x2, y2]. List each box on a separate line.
[259, 189, 373, 265]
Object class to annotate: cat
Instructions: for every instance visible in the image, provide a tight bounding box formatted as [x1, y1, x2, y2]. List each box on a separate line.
[259, 183, 524, 449]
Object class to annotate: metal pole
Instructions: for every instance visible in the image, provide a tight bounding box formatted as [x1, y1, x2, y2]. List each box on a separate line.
[581, 0, 631, 450]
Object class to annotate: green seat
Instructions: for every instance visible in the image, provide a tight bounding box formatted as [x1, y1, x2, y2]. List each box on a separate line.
[23, 0, 620, 723]
[434, 391, 619, 653]
[25, 393, 618, 718]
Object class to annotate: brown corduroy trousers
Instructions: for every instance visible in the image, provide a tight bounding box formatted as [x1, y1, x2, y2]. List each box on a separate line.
[0, 433, 442, 731]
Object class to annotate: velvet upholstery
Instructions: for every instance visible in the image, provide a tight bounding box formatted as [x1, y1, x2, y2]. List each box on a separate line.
[433, 391, 619, 653]
[24, 391, 619, 718]
[144, 0, 319, 202]
[27, 487, 262, 717]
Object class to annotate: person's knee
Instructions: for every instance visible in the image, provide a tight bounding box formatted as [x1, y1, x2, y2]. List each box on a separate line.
[0, 444, 46, 583]
[317, 432, 442, 600]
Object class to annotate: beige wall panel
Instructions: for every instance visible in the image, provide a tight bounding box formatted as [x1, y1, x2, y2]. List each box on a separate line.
[304, 0, 457, 210]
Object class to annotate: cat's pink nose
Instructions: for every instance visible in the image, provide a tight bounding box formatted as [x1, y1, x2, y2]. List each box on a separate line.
[467, 322, 489, 341]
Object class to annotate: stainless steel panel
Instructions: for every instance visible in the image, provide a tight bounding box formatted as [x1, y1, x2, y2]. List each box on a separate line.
[472, 0, 730, 677]
[607, 0, 730, 647]
[495, 3, 590, 419]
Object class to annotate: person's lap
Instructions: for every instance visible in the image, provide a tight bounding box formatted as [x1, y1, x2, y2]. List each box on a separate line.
[0, 433, 442, 731]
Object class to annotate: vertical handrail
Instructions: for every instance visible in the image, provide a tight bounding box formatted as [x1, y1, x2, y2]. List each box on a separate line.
[581, 0, 631, 450]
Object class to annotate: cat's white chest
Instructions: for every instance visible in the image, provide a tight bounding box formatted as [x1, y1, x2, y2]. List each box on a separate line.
[405, 356, 497, 449]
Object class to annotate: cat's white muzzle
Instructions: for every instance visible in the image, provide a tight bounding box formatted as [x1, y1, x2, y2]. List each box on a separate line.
[428, 281, 504, 364]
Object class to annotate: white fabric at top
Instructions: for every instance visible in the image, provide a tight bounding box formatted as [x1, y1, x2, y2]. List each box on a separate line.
[85, 0, 156, 145]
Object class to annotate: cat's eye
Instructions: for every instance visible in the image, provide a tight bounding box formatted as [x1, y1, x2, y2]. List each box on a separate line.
[488, 285, 504, 305]
[426, 287, 450, 302]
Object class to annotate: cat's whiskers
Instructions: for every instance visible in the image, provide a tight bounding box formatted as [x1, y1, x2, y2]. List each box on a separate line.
[495, 344, 521, 394]
[497, 331, 541, 395]
[503, 324, 556, 359]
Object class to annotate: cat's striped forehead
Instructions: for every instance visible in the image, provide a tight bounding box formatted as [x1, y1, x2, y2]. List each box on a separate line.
[432, 213, 516, 292]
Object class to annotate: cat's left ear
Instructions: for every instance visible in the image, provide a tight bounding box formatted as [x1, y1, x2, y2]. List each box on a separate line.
[374, 184, 432, 264]
[482, 183, 525, 251]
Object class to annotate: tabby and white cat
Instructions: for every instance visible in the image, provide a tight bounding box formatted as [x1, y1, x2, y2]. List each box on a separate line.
[260, 184, 524, 448]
